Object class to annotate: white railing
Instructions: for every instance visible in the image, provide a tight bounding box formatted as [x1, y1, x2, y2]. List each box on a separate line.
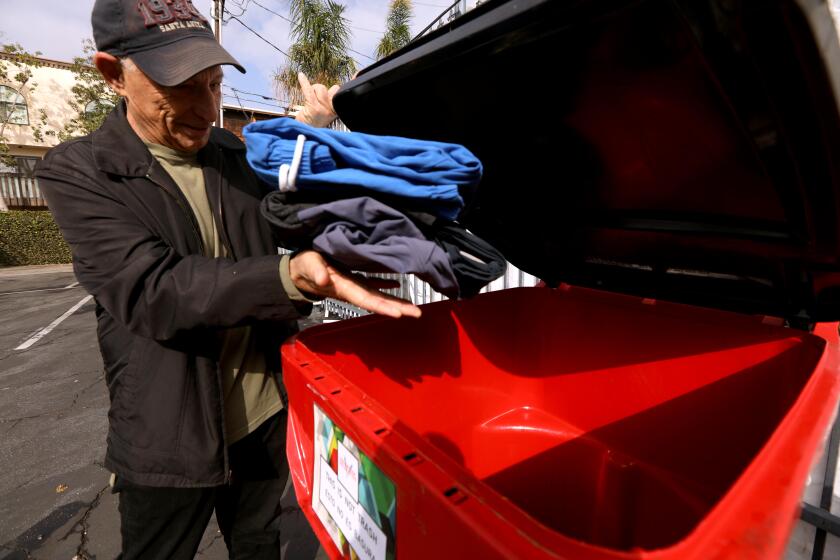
[327, 263, 539, 320]
[0, 174, 46, 208]
[278, 246, 537, 320]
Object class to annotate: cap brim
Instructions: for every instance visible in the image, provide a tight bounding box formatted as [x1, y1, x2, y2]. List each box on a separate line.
[130, 37, 245, 87]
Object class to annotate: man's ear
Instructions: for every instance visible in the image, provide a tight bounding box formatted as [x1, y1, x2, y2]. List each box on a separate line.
[93, 52, 127, 96]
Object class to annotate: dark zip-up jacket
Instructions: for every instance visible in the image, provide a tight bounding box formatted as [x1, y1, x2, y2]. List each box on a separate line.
[35, 101, 302, 487]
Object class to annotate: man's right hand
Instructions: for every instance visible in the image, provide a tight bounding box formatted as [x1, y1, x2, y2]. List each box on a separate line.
[294, 73, 339, 128]
[289, 251, 422, 319]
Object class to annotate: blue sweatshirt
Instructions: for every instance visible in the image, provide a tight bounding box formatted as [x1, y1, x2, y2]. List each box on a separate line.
[242, 118, 482, 221]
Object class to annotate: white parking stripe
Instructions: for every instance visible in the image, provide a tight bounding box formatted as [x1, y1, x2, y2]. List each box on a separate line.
[0, 285, 82, 296]
[15, 295, 93, 351]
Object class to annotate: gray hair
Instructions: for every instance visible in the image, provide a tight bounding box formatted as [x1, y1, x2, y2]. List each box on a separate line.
[119, 57, 137, 73]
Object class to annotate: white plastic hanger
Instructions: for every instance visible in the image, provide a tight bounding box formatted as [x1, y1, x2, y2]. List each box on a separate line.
[277, 134, 307, 192]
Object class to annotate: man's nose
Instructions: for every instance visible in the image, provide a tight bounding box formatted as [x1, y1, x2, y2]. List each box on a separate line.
[194, 85, 219, 123]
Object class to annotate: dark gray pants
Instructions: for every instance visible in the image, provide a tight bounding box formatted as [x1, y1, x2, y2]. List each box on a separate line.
[115, 410, 320, 559]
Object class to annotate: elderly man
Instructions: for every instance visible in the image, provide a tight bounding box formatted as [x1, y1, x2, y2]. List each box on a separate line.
[35, 0, 420, 558]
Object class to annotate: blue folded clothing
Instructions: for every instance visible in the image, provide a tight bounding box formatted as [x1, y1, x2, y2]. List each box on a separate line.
[242, 118, 482, 221]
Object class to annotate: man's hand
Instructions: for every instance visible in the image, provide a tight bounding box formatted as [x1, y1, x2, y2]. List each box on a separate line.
[294, 73, 340, 128]
[290, 251, 422, 319]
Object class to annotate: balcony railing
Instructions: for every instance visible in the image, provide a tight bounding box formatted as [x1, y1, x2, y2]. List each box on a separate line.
[0, 173, 46, 208]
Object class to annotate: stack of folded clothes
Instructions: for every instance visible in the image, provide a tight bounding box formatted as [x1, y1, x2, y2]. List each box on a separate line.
[244, 119, 506, 299]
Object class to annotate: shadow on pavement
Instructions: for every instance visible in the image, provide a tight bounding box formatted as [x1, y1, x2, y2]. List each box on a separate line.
[0, 501, 87, 559]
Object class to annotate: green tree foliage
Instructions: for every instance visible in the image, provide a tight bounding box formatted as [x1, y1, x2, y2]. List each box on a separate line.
[0, 43, 50, 166]
[376, 0, 412, 60]
[58, 40, 120, 142]
[274, 0, 356, 106]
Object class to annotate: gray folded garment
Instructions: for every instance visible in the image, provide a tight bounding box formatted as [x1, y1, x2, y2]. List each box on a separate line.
[295, 197, 461, 298]
[261, 192, 507, 298]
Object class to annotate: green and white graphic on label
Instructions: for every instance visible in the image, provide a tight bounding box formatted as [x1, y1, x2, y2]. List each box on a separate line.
[312, 404, 397, 560]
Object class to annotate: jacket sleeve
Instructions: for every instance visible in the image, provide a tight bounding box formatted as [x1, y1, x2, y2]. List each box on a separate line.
[36, 142, 303, 341]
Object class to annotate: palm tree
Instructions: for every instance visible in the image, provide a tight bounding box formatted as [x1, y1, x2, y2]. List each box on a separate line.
[376, 0, 412, 60]
[274, 0, 356, 107]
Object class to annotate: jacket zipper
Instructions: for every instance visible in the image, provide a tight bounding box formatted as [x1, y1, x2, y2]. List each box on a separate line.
[145, 171, 206, 257]
[213, 150, 234, 484]
[215, 149, 237, 261]
[146, 166, 231, 484]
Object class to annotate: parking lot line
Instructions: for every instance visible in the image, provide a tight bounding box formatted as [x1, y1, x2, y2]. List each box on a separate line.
[15, 295, 93, 351]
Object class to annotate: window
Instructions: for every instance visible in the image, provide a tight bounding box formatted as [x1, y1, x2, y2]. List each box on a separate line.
[84, 98, 115, 116]
[0, 86, 28, 125]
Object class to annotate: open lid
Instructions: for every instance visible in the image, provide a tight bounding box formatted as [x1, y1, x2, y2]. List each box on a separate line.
[334, 0, 840, 324]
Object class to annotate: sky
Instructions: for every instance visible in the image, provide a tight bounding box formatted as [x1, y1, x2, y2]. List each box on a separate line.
[0, 0, 473, 112]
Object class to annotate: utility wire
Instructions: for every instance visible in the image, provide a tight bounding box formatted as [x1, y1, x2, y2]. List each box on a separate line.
[349, 48, 375, 61]
[249, 0, 385, 35]
[412, 0, 462, 41]
[223, 84, 288, 104]
[248, 0, 292, 23]
[223, 95, 288, 110]
[223, 91, 290, 108]
[223, 95, 287, 108]
[350, 26, 385, 34]
[224, 0, 250, 18]
[224, 9, 291, 58]
[228, 88, 253, 119]
[223, 6, 375, 68]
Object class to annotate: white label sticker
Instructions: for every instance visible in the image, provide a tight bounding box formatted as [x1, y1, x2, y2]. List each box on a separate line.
[320, 458, 388, 560]
[337, 439, 360, 501]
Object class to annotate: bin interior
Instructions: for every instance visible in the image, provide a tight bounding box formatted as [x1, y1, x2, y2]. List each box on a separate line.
[297, 287, 825, 552]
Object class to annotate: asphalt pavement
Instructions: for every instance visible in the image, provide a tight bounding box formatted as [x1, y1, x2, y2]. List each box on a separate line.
[0, 265, 325, 560]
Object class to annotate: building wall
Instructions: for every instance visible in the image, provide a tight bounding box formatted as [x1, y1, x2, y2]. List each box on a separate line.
[223, 108, 289, 141]
[1, 56, 77, 156]
[0, 54, 286, 208]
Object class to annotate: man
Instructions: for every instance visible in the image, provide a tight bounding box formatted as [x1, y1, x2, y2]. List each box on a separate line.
[35, 0, 420, 558]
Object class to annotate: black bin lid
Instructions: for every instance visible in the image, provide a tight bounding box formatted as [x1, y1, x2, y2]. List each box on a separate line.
[334, 0, 840, 324]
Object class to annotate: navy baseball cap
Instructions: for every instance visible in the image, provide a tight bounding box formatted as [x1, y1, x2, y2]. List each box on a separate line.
[92, 0, 245, 86]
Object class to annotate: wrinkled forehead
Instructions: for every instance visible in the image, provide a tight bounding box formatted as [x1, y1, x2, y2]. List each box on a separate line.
[177, 65, 223, 85]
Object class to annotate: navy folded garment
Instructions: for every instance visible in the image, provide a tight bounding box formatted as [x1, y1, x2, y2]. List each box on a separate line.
[298, 197, 461, 298]
[243, 118, 482, 221]
[260, 192, 507, 298]
[409, 214, 508, 299]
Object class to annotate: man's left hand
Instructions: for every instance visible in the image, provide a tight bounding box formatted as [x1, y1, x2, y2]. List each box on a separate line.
[289, 251, 422, 319]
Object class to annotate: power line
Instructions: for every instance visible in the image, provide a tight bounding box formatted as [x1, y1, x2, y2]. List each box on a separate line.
[224, 0, 250, 18]
[349, 48, 375, 61]
[222, 87, 291, 108]
[223, 6, 375, 68]
[223, 94, 288, 110]
[224, 94, 286, 107]
[249, 0, 385, 35]
[352, 26, 384, 34]
[223, 84, 286, 103]
[223, 94, 285, 115]
[412, 0, 462, 42]
[226, 87, 253, 118]
[248, 0, 292, 23]
[224, 9, 291, 58]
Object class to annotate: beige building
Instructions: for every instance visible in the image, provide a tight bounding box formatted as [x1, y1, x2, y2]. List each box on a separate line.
[0, 53, 291, 209]
[0, 53, 79, 208]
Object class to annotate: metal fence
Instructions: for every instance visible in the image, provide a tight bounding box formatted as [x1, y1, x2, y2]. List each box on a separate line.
[278, 247, 538, 320]
[0, 174, 46, 208]
[325, 264, 539, 320]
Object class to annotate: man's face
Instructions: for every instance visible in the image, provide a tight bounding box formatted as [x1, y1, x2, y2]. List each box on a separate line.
[122, 62, 222, 153]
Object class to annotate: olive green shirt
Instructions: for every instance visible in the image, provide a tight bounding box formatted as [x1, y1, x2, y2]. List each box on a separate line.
[145, 142, 297, 444]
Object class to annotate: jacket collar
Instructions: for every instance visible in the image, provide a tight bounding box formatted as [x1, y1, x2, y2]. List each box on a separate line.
[92, 99, 245, 178]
